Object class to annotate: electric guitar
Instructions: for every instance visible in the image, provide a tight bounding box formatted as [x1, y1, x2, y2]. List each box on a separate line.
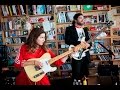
[70, 26, 108, 60]
[24, 43, 86, 82]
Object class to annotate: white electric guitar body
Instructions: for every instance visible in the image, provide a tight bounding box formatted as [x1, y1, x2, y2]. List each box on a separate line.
[24, 53, 52, 82]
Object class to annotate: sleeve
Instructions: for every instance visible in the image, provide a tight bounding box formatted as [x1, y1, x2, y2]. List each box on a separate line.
[65, 27, 80, 46]
[48, 49, 64, 67]
[14, 45, 24, 70]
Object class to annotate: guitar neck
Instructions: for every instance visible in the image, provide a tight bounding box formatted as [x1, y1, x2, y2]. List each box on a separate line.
[49, 44, 84, 65]
[48, 50, 73, 65]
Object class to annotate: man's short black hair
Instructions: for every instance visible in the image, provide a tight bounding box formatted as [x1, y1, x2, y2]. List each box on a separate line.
[73, 13, 83, 20]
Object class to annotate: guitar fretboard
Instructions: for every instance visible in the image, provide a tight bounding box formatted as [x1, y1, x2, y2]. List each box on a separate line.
[48, 45, 84, 65]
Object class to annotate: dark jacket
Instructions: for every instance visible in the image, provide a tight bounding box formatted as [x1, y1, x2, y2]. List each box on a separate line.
[65, 25, 92, 63]
[65, 26, 91, 46]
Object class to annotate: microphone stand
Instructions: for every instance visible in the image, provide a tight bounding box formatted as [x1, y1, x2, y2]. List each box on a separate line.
[97, 42, 115, 65]
[98, 42, 119, 85]
[97, 21, 114, 65]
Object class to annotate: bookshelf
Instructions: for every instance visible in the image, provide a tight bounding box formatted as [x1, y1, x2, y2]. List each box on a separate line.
[54, 5, 82, 79]
[0, 5, 120, 84]
[110, 6, 120, 65]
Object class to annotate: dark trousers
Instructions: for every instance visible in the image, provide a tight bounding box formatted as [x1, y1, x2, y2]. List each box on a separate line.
[72, 57, 89, 81]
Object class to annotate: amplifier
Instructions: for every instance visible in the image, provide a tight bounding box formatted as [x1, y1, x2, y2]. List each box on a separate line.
[97, 64, 119, 76]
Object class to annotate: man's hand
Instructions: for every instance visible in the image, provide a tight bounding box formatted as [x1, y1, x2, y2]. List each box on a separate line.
[84, 42, 90, 49]
[73, 41, 86, 52]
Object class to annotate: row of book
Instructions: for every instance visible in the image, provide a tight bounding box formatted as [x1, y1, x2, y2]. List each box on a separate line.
[57, 34, 65, 40]
[84, 12, 108, 24]
[1, 20, 28, 31]
[1, 5, 26, 16]
[7, 46, 19, 53]
[28, 5, 54, 15]
[83, 5, 109, 11]
[58, 43, 69, 49]
[46, 29, 56, 40]
[55, 5, 81, 12]
[46, 42, 56, 49]
[1, 5, 54, 16]
[57, 24, 71, 34]
[5, 30, 28, 38]
[113, 30, 120, 36]
[113, 40, 120, 45]
[5, 37, 26, 44]
[113, 47, 120, 59]
[56, 12, 76, 23]
[58, 50, 66, 55]
[88, 24, 107, 31]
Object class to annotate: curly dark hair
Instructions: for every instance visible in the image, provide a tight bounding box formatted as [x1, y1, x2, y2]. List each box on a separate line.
[72, 13, 83, 26]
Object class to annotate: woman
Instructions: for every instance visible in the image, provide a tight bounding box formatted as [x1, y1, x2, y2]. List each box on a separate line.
[14, 27, 68, 85]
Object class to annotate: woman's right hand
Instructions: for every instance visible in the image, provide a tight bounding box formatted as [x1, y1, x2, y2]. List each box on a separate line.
[34, 60, 43, 68]
[21, 59, 43, 68]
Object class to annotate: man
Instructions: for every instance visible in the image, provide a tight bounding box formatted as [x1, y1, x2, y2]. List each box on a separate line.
[65, 13, 92, 85]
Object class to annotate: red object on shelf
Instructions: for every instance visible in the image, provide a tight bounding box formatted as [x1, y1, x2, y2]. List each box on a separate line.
[38, 18, 44, 23]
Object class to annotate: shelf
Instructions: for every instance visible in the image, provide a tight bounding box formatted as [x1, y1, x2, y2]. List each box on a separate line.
[113, 59, 120, 61]
[58, 48, 67, 50]
[92, 59, 120, 62]
[94, 36, 111, 39]
[111, 6, 120, 9]
[114, 14, 120, 16]
[60, 69, 72, 72]
[6, 44, 23, 46]
[56, 22, 72, 25]
[4, 29, 28, 31]
[113, 45, 120, 47]
[85, 22, 107, 26]
[29, 14, 53, 17]
[91, 53, 109, 55]
[50, 76, 71, 80]
[5, 35, 27, 38]
[2, 14, 27, 18]
[56, 10, 81, 12]
[112, 36, 120, 38]
[83, 9, 109, 13]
